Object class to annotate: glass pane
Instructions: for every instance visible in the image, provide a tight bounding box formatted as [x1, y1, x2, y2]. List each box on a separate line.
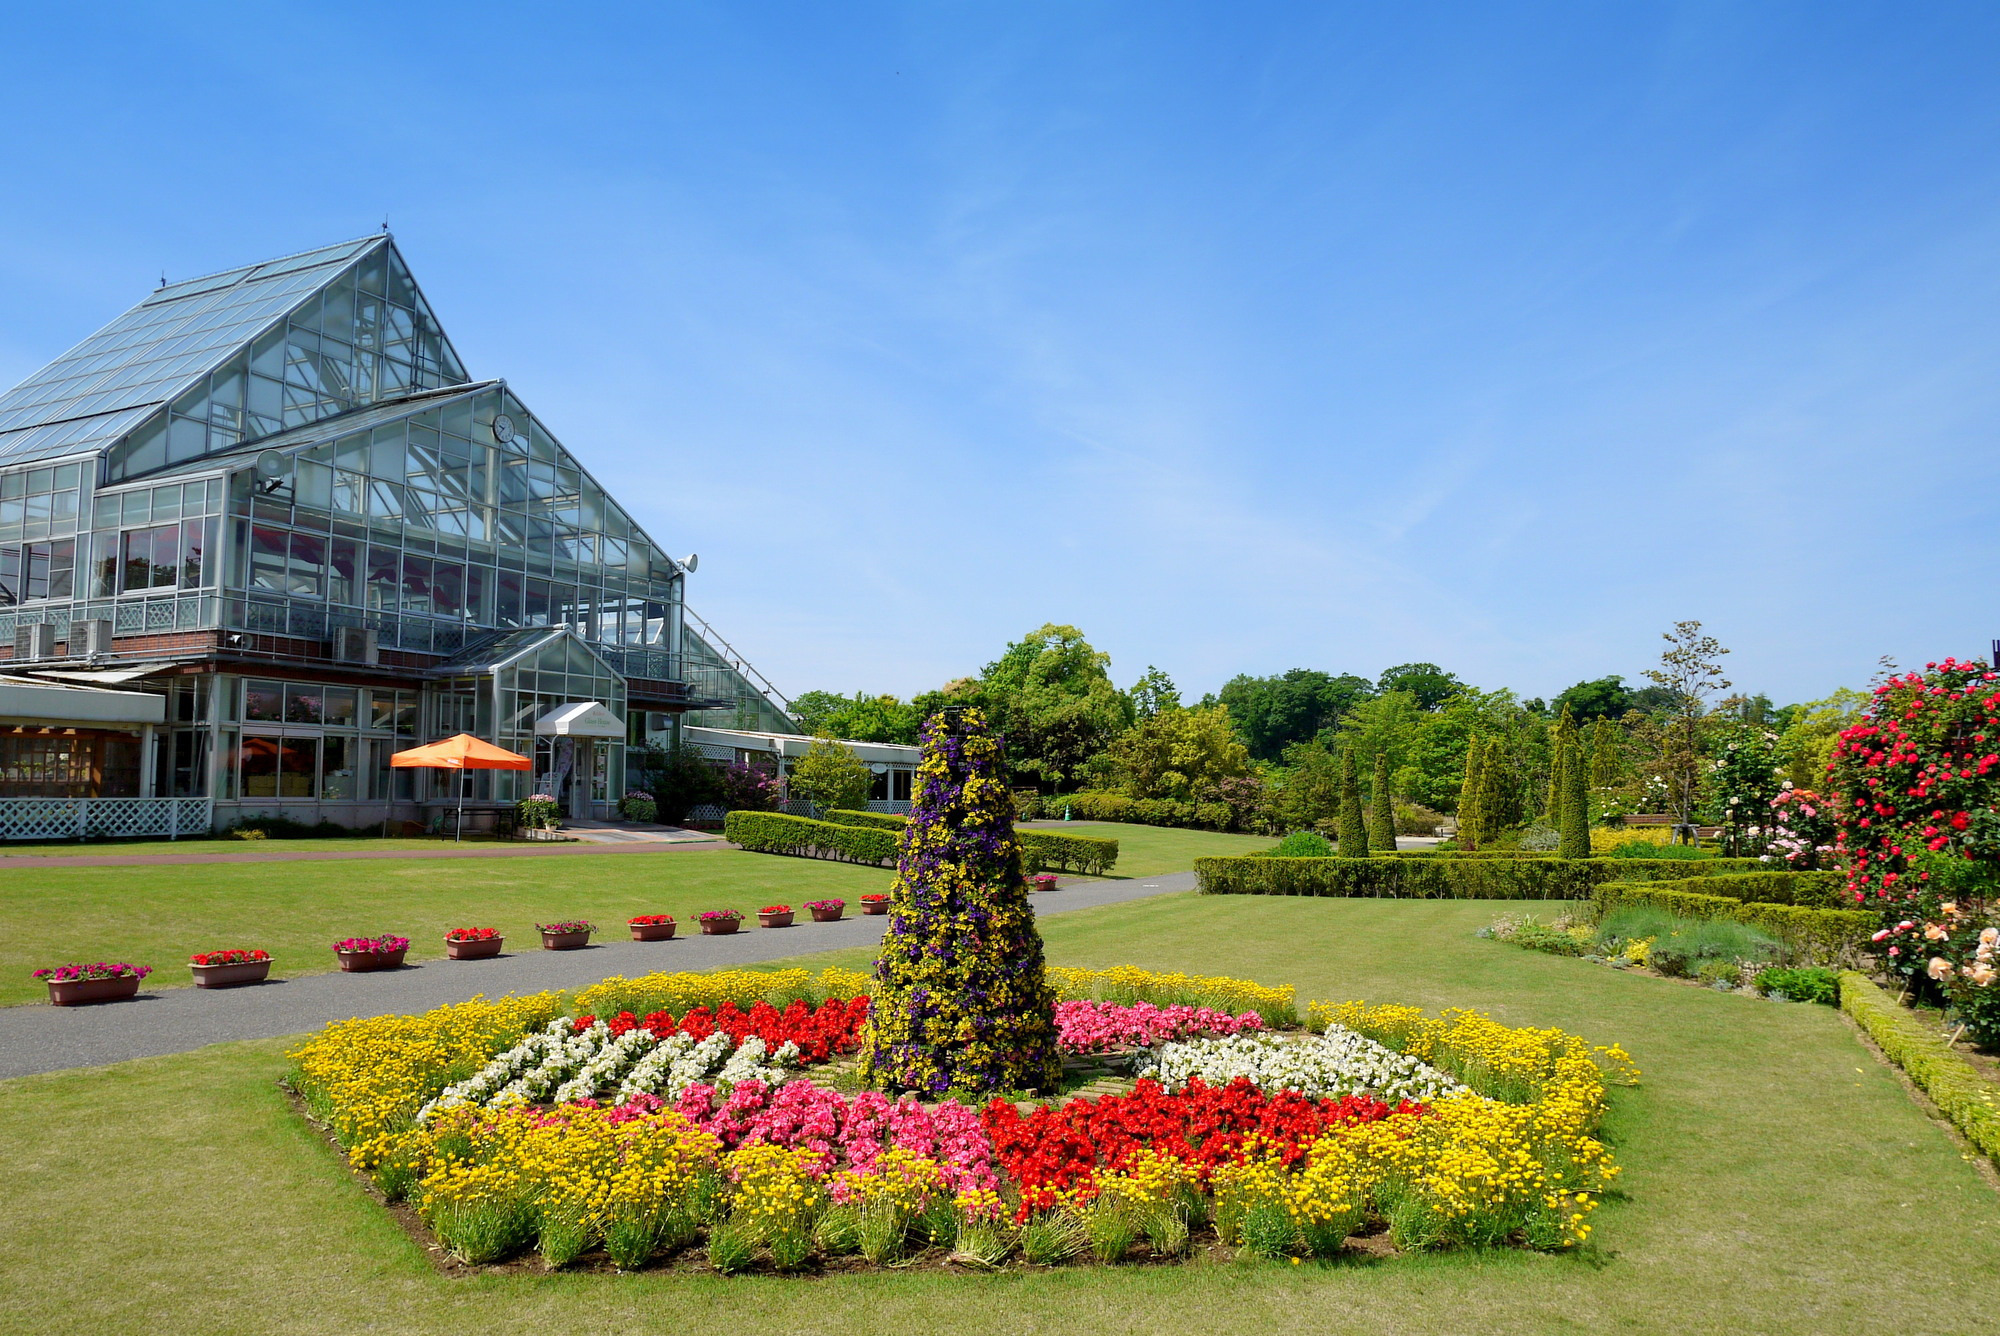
[321, 735, 355, 800]
[243, 681, 284, 722]
[321, 687, 357, 727]
[279, 737, 318, 797]
[247, 524, 287, 592]
[284, 684, 324, 725]
[239, 736, 281, 797]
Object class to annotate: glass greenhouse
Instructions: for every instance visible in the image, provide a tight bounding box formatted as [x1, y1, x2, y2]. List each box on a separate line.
[0, 235, 795, 837]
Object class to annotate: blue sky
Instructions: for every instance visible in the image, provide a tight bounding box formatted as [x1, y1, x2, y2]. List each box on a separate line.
[2, 3, 1996, 707]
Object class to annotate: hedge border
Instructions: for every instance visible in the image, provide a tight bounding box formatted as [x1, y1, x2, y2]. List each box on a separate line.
[724, 810, 896, 864]
[1840, 971, 2000, 1161]
[731, 809, 1119, 876]
[1591, 883, 1873, 957]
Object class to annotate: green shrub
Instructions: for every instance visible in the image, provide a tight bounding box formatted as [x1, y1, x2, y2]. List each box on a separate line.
[818, 809, 1118, 875]
[1755, 966, 1840, 1005]
[1592, 882, 1871, 960]
[1264, 831, 1335, 858]
[1195, 854, 1748, 900]
[1840, 972, 2000, 1159]
[1607, 840, 1710, 860]
[1696, 958, 1742, 986]
[1509, 918, 1592, 956]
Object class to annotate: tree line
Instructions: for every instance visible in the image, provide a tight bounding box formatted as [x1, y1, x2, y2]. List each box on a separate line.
[779, 620, 1872, 841]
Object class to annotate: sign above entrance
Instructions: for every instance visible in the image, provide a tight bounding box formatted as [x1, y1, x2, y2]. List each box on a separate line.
[533, 701, 625, 738]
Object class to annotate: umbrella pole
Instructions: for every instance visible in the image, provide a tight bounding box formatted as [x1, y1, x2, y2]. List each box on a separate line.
[456, 766, 465, 843]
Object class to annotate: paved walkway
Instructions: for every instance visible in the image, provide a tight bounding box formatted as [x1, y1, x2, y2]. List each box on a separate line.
[0, 872, 1196, 1079]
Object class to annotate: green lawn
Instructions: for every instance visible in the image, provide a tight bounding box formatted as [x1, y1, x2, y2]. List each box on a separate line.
[0, 821, 1260, 1006]
[3, 889, 1994, 1334]
[1023, 819, 1276, 876]
[0, 848, 885, 1006]
[0, 835, 488, 857]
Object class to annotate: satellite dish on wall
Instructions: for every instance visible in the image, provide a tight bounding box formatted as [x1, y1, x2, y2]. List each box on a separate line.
[681, 554, 699, 573]
[253, 450, 290, 481]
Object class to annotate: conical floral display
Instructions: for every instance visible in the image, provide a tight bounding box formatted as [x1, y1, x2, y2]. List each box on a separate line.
[860, 707, 1061, 1096]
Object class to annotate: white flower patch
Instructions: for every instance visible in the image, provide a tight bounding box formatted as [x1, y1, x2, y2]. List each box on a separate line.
[418, 1019, 806, 1124]
[1134, 1027, 1467, 1105]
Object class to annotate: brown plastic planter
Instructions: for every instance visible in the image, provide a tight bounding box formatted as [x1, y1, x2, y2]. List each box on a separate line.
[445, 937, 504, 960]
[700, 917, 741, 936]
[630, 922, 677, 941]
[336, 947, 408, 972]
[860, 900, 889, 916]
[809, 905, 844, 923]
[758, 911, 795, 929]
[540, 929, 591, 951]
[46, 975, 143, 1005]
[191, 959, 271, 988]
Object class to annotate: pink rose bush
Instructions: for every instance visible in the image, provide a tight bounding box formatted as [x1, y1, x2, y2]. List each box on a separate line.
[1053, 999, 1266, 1054]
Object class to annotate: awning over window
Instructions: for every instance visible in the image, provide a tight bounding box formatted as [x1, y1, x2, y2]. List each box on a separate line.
[534, 701, 625, 738]
[0, 675, 165, 726]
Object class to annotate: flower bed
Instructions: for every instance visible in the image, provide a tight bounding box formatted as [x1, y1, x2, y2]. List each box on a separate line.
[1054, 1000, 1265, 1053]
[445, 929, 500, 943]
[287, 965, 1636, 1271]
[1135, 1031, 1469, 1104]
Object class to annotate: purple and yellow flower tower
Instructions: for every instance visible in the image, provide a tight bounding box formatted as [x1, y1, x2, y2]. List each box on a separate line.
[860, 707, 1062, 1096]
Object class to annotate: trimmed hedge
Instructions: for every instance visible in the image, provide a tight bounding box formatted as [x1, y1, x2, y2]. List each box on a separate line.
[824, 809, 906, 834]
[725, 810, 896, 864]
[739, 809, 1120, 876]
[1194, 855, 1764, 900]
[1047, 790, 1239, 833]
[1592, 882, 1873, 958]
[1197, 856, 1593, 900]
[1840, 971, 2000, 1161]
[1633, 870, 1849, 909]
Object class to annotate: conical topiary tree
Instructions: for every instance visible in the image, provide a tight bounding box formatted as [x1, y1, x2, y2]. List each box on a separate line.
[1338, 747, 1369, 857]
[1558, 733, 1591, 859]
[1370, 750, 1397, 852]
[1474, 738, 1507, 847]
[1457, 737, 1483, 850]
[861, 707, 1061, 1097]
[1549, 706, 1577, 824]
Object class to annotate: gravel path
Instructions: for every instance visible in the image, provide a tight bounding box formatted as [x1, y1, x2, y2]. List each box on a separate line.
[0, 873, 1196, 1079]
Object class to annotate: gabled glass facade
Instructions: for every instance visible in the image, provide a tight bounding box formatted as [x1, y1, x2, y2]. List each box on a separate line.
[0, 235, 795, 831]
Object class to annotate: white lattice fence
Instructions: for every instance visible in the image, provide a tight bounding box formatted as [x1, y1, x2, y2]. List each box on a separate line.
[0, 798, 213, 841]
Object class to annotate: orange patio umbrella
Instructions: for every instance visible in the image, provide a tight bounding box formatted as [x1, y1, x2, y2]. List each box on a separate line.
[390, 734, 533, 840]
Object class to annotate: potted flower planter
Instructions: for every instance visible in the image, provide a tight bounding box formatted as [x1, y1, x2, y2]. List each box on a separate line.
[190, 951, 272, 988]
[758, 907, 795, 929]
[859, 897, 890, 916]
[445, 932, 504, 960]
[333, 936, 410, 972]
[45, 974, 145, 1005]
[700, 913, 742, 936]
[540, 929, 592, 950]
[336, 946, 409, 972]
[629, 916, 677, 941]
[1030, 874, 1060, 893]
[807, 899, 845, 923]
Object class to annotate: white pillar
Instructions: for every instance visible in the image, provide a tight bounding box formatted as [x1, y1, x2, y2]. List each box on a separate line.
[139, 724, 156, 798]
